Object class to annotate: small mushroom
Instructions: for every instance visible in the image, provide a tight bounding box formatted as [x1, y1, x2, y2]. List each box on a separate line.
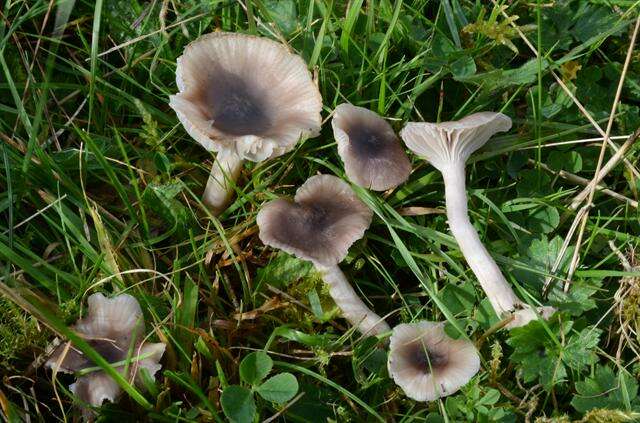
[331, 103, 411, 191]
[46, 293, 165, 416]
[400, 112, 555, 328]
[257, 174, 390, 336]
[169, 32, 323, 213]
[388, 321, 480, 402]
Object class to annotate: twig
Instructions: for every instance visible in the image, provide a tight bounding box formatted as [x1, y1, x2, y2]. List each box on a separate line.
[564, 16, 640, 291]
[493, 1, 640, 179]
[94, 13, 206, 59]
[569, 127, 640, 211]
[529, 159, 638, 208]
[542, 205, 589, 295]
[262, 393, 305, 423]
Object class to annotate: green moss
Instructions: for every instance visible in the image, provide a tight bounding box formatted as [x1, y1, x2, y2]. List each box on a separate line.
[582, 409, 640, 423]
[0, 298, 47, 369]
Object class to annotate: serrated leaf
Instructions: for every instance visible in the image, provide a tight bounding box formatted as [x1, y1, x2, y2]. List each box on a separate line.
[571, 365, 639, 413]
[549, 279, 600, 315]
[240, 351, 273, 385]
[256, 373, 299, 404]
[564, 328, 601, 370]
[515, 235, 575, 293]
[508, 318, 601, 389]
[221, 385, 256, 423]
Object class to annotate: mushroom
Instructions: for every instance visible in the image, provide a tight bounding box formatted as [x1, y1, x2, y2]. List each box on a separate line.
[169, 32, 323, 213]
[46, 293, 165, 415]
[331, 103, 411, 191]
[399, 112, 555, 328]
[257, 174, 390, 337]
[388, 321, 480, 402]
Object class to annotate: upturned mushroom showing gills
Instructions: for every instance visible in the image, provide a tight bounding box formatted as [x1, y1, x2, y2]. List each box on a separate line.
[46, 293, 165, 417]
[331, 103, 411, 191]
[257, 174, 390, 337]
[388, 321, 480, 402]
[169, 32, 323, 214]
[400, 112, 555, 328]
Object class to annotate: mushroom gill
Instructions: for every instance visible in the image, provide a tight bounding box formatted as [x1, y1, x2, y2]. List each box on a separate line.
[400, 112, 555, 328]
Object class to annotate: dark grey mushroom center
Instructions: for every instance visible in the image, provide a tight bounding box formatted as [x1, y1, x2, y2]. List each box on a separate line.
[274, 202, 333, 248]
[345, 123, 394, 158]
[204, 71, 272, 136]
[86, 339, 128, 366]
[266, 197, 354, 263]
[406, 342, 448, 374]
[300, 203, 331, 227]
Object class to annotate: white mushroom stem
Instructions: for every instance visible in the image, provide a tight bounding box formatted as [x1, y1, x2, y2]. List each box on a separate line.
[317, 265, 390, 337]
[442, 162, 554, 328]
[203, 151, 244, 213]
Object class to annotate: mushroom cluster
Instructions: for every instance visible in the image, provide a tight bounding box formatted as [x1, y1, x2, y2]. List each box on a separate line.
[34, 28, 564, 421]
[157, 30, 560, 410]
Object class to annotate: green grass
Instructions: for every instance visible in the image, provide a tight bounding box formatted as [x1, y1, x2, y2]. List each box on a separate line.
[1, 0, 640, 421]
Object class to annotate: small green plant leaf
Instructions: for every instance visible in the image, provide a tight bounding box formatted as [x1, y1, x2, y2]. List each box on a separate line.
[255, 252, 313, 290]
[527, 205, 560, 234]
[263, 0, 298, 35]
[240, 351, 273, 385]
[438, 281, 477, 315]
[571, 365, 639, 413]
[256, 373, 299, 404]
[221, 385, 256, 423]
[548, 151, 582, 173]
[450, 56, 476, 78]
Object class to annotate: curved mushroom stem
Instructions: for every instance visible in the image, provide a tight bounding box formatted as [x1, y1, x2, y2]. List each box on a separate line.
[203, 150, 244, 214]
[316, 265, 390, 337]
[442, 163, 555, 329]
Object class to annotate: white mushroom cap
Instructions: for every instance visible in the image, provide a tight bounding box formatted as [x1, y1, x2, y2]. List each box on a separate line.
[388, 321, 480, 402]
[169, 32, 323, 162]
[399, 112, 512, 171]
[257, 174, 373, 267]
[45, 293, 165, 409]
[331, 103, 411, 191]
